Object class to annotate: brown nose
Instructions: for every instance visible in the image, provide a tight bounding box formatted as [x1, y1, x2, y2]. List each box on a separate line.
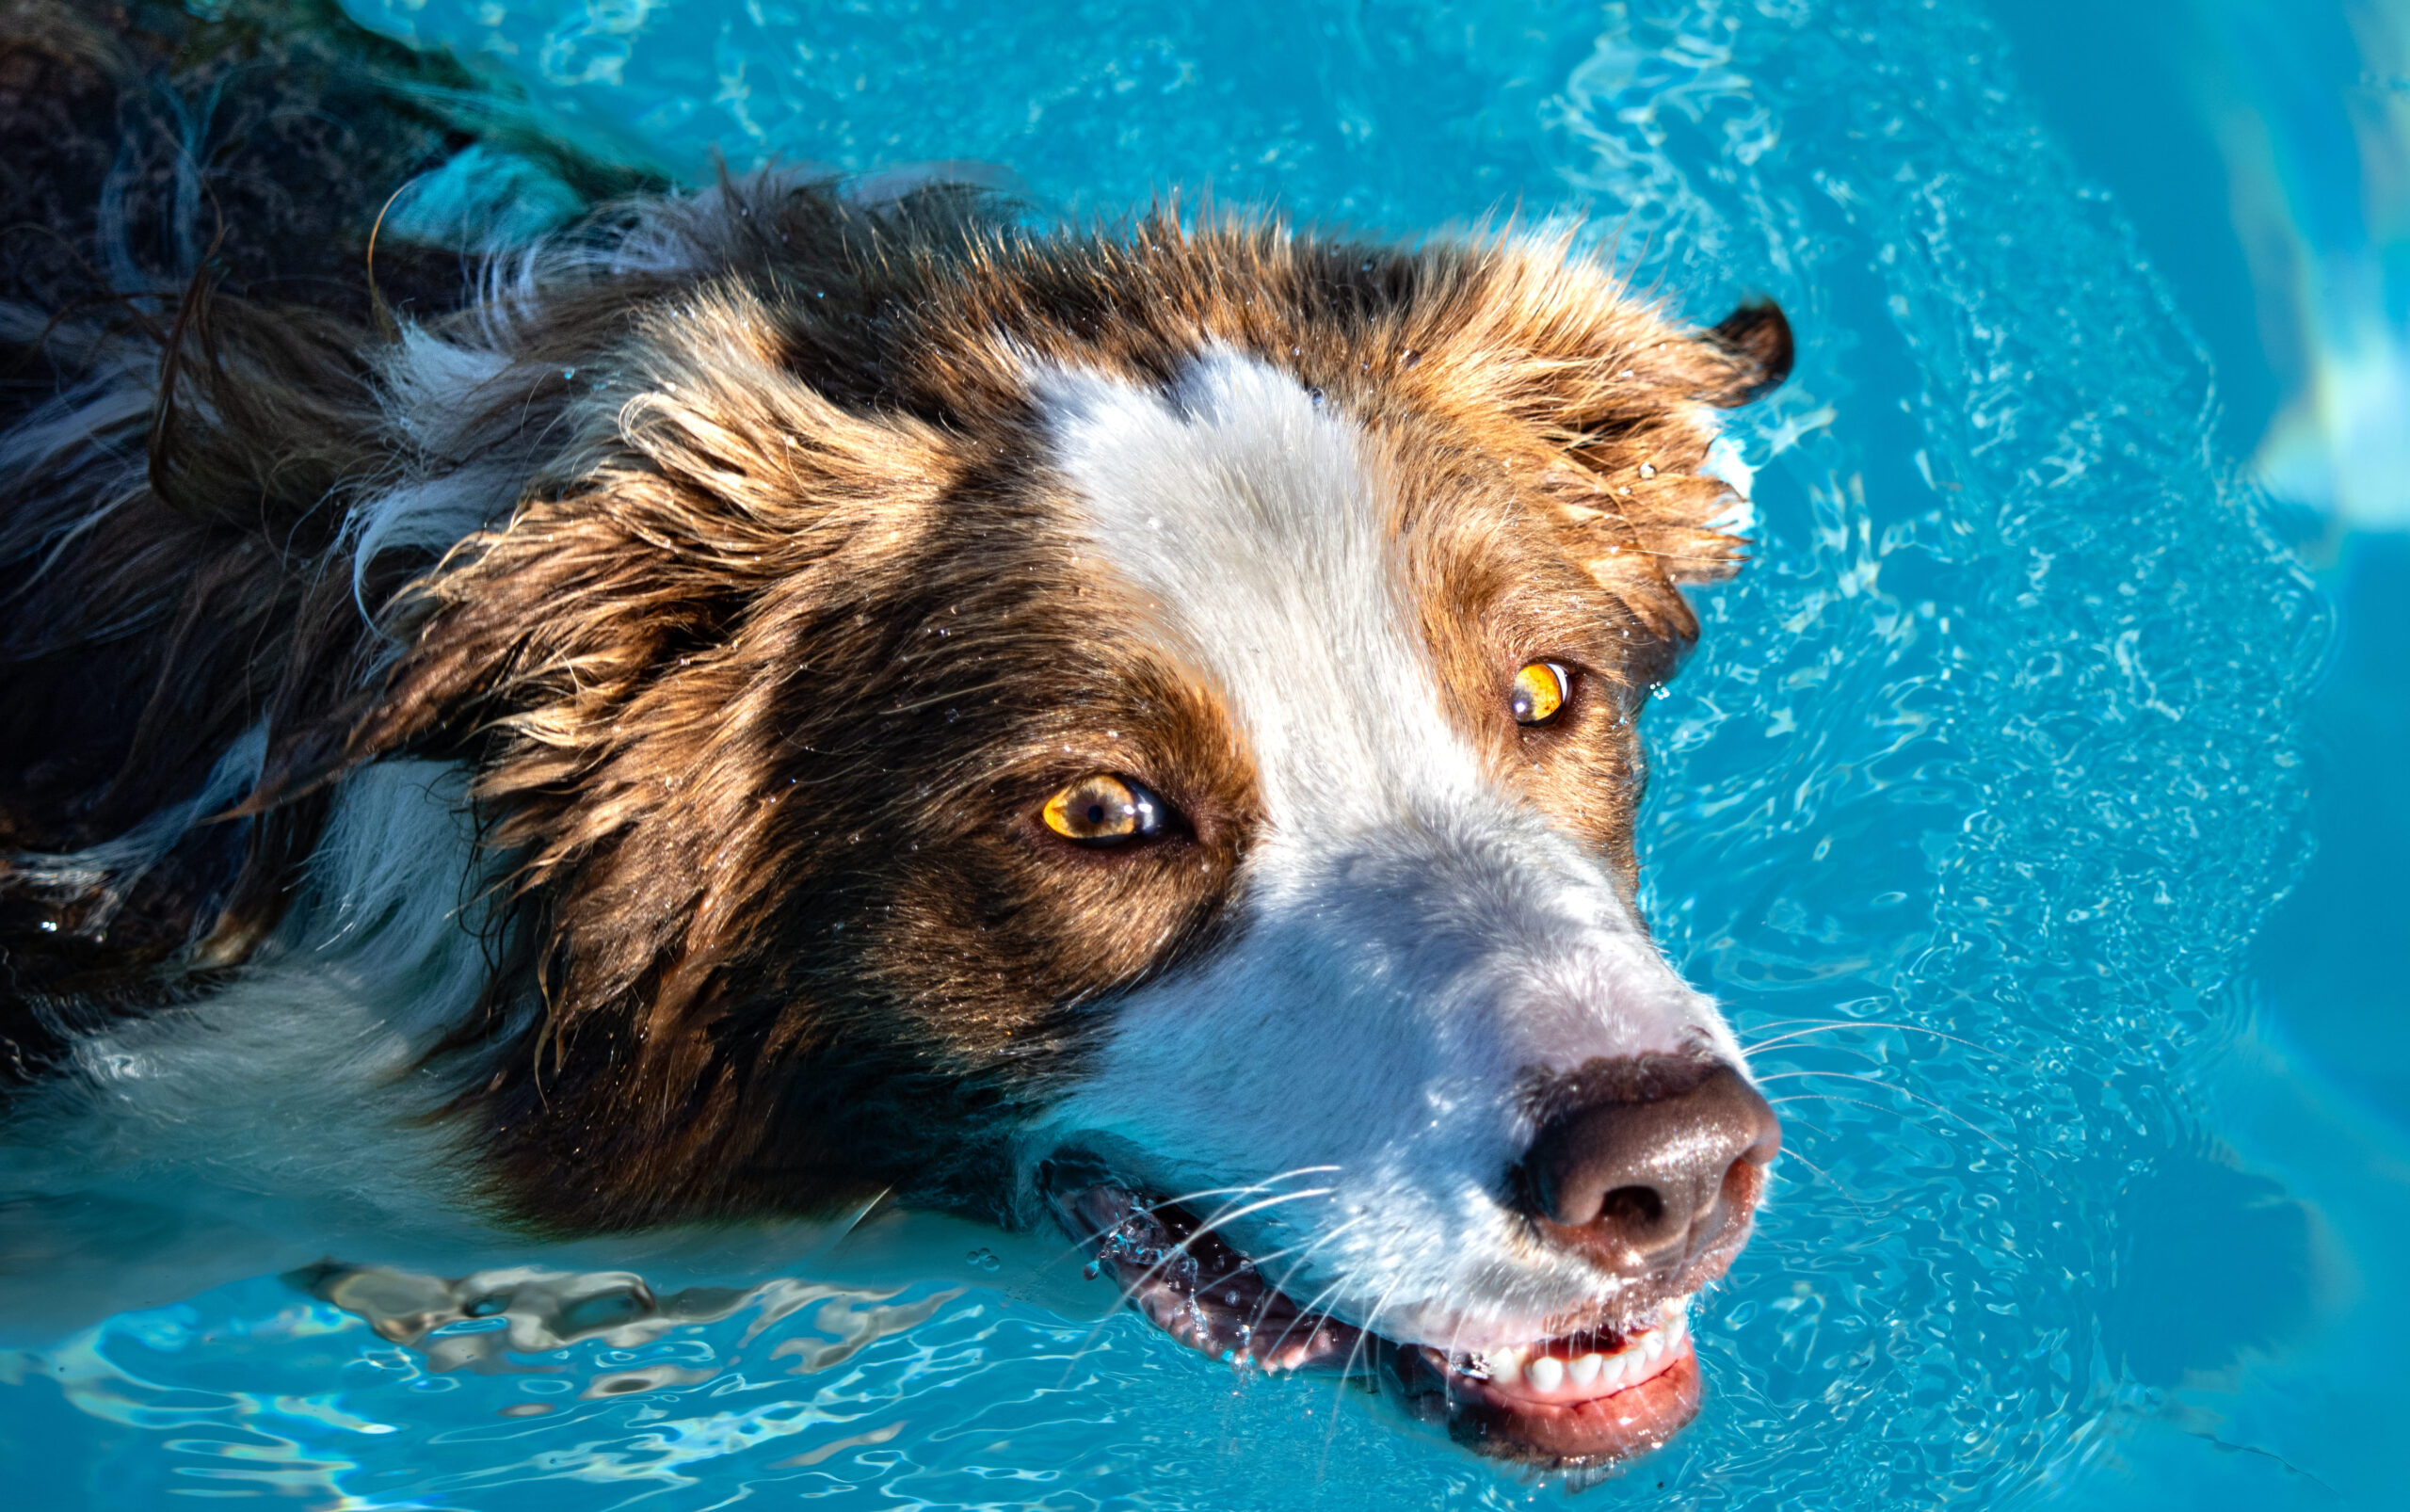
[1518, 1060, 1782, 1276]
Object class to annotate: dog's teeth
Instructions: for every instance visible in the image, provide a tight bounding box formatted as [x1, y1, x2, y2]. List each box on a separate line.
[1524, 1354, 1565, 1392]
[1486, 1344, 1525, 1377]
[1599, 1350, 1631, 1389]
[1642, 1330, 1666, 1362]
[1566, 1352, 1603, 1388]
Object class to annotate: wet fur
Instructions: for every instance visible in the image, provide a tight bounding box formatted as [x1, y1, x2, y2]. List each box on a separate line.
[0, 2, 1789, 1251]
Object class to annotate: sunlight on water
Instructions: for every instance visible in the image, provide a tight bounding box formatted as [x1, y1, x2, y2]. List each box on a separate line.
[3, 0, 2386, 1506]
[2193, 0, 2410, 529]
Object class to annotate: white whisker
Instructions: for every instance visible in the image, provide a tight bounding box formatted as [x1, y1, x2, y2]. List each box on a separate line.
[1756, 1069, 2025, 1162]
[1741, 1018, 2014, 1063]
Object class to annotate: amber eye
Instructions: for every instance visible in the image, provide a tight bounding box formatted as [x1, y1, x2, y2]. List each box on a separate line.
[1041, 774, 1167, 847]
[1510, 661, 1570, 725]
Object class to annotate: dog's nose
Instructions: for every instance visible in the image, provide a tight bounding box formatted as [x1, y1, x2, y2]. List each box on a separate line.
[1518, 1060, 1781, 1276]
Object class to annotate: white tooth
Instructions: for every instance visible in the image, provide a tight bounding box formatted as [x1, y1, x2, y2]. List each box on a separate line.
[1566, 1353, 1603, 1388]
[1599, 1352, 1630, 1389]
[1642, 1331, 1665, 1361]
[1488, 1344, 1525, 1377]
[1525, 1355, 1565, 1393]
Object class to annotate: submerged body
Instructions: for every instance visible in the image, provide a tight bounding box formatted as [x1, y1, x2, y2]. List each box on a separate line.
[0, 1, 1789, 1469]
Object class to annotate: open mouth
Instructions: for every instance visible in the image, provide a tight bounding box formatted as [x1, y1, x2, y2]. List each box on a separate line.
[1052, 1178, 1707, 1469]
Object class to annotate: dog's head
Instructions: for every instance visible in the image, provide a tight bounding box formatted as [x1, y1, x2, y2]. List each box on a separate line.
[348, 201, 1791, 1467]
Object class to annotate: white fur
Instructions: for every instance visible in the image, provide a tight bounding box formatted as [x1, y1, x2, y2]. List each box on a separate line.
[347, 330, 527, 616]
[1031, 349, 1748, 1351]
[4, 762, 506, 1246]
[1, 261, 570, 1276]
[0, 373, 149, 496]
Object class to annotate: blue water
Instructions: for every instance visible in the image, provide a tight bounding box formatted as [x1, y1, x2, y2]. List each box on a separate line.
[5, 0, 2404, 1505]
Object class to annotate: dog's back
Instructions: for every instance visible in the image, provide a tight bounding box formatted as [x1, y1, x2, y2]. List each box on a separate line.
[1, 1, 471, 1082]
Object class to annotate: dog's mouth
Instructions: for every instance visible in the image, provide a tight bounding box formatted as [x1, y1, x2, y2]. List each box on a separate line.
[1050, 1178, 1705, 1469]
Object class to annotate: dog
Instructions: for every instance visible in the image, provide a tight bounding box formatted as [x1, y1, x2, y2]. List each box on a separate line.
[0, 1, 1790, 1468]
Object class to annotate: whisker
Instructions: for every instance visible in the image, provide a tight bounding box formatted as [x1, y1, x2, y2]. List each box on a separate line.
[1750, 1043, 1886, 1070]
[1769, 1092, 1915, 1115]
[823, 1186, 892, 1248]
[1037, 1165, 1354, 1391]
[1326, 1272, 1408, 1452]
[1143, 1167, 1342, 1218]
[1767, 1146, 1872, 1220]
[1740, 1018, 2017, 1063]
[1261, 1278, 1353, 1363]
[1181, 1187, 1337, 1250]
[1236, 1219, 1355, 1279]
[1051, 1186, 1339, 1383]
[1106, 1186, 1336, 1317]
[1249, 1219, 1374, 1359]
[1762, 1089, 2053, 1198]
[1754, 1068, 2027, 1166]
[1031, 1166, 1341, 1272]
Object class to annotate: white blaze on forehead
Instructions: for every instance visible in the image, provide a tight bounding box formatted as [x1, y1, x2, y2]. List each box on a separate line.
[1031, 346, 1745, 1347]
[1032, 346, 1485, 829]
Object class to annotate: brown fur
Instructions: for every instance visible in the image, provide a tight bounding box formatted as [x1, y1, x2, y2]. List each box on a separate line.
[0, 5, 1787, 1231]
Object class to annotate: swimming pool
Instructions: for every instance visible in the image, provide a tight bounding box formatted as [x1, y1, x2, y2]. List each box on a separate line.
[3, 0, 2402, 1505]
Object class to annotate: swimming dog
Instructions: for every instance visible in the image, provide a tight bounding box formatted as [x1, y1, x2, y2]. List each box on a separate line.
[0, 0, 1789, 1468]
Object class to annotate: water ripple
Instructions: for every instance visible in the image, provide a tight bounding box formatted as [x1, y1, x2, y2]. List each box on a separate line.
[0, 0, 2330, 1504]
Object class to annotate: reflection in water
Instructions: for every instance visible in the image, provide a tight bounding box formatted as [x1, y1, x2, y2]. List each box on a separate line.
[291, 1260, 959, 1387]
[1, 1265, 988, 1504]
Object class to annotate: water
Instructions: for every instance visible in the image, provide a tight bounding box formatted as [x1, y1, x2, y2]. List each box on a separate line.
[4, 0, 2403, 1505]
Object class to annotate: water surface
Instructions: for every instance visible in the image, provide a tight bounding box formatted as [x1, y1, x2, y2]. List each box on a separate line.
[5, 1, 2402, 1505]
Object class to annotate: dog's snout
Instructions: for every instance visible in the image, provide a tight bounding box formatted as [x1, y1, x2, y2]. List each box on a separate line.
[1518, 1060, 1781, 1276]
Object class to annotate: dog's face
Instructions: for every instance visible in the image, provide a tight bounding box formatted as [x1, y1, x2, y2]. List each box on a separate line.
[354, 217, 1791, 1467]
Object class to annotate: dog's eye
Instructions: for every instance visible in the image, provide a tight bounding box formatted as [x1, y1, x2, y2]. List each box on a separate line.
[1510, 661, 1570, 725]
[1041, 774, 1166, 846]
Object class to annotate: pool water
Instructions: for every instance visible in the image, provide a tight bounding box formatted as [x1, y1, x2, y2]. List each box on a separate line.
[5, 0, 2404, 1506]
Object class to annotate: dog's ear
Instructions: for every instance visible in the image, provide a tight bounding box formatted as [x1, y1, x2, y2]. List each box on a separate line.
[1698, 299, 1793, 408]
[1470, 283, 1791, 655]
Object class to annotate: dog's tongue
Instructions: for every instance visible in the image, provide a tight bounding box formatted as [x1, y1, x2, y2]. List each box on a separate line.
[1057, 1183, 1362, 1373]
